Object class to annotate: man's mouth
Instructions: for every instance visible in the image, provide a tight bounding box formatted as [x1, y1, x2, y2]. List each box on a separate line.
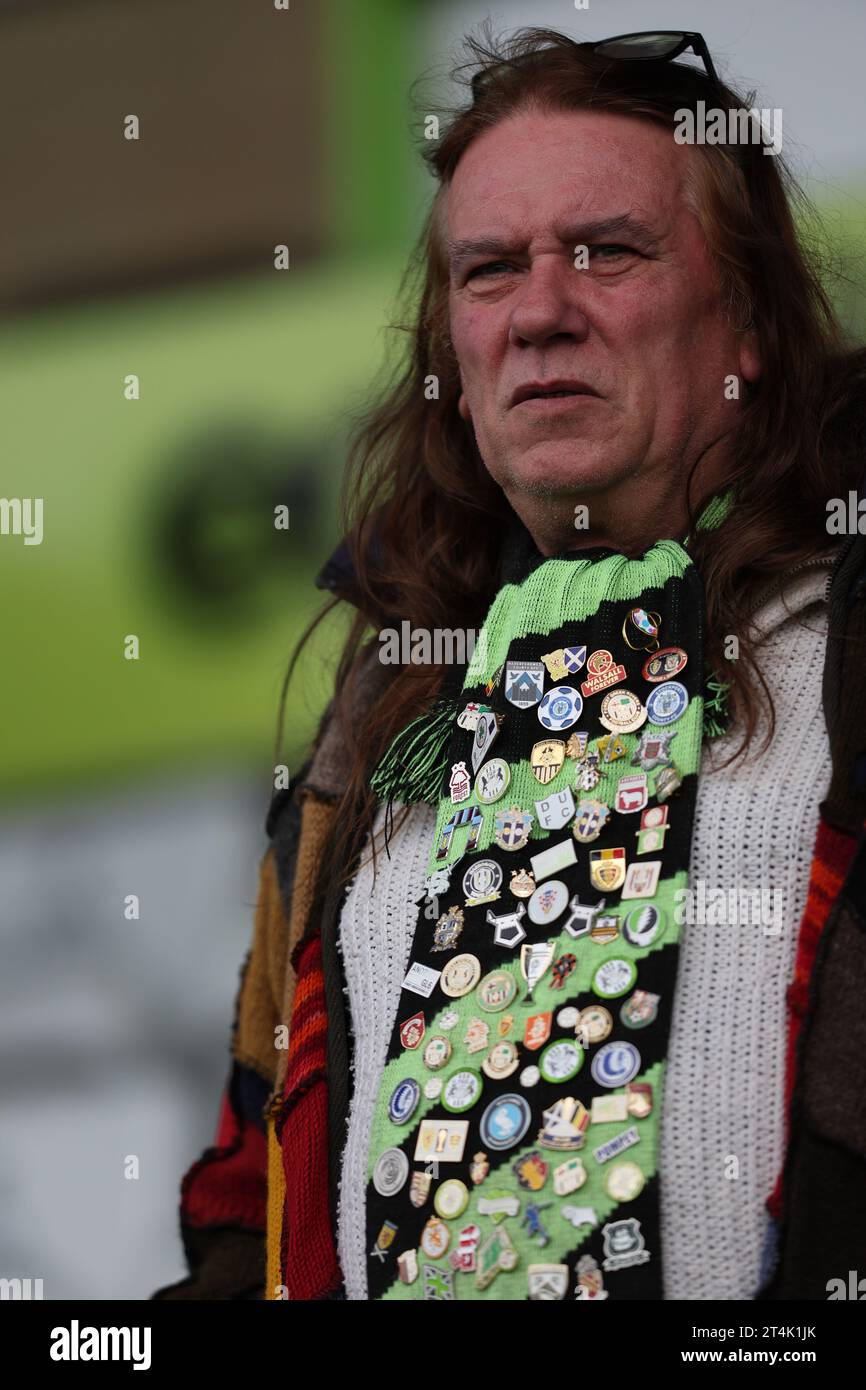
[510, 380, 599, 407]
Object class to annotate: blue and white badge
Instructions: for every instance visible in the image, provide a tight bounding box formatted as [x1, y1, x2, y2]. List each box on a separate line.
[388, 1077, 421, 1125]
[479, 1093, 532, 1150]
[646, 681, 689, 726]
[505, 660, 545, 709]
[538, 686, 583, 731]
[591, 1041, 641, 1089]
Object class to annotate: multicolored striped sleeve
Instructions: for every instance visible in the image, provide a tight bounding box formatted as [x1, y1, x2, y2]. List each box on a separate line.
[152, 843, 295, 1300]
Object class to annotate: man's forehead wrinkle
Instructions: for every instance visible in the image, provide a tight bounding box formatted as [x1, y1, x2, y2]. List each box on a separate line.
[446, 211, 664, 270]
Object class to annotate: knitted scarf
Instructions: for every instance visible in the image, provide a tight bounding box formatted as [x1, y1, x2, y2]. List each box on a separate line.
[362, 512, 724, 1301]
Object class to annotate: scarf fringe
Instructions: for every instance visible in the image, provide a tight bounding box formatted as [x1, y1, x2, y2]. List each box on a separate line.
[703, 674, 731, 739]
[370, 697, 458, 810]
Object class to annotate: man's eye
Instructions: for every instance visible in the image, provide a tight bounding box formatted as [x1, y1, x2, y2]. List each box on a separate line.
[467, 261, 514, 279]
[591, 244, 635, 260]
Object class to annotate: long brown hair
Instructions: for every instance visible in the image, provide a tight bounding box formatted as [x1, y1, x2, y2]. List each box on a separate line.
[284, 25, 866, 875]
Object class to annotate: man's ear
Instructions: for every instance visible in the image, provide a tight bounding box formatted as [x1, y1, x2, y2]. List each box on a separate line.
[458, 391, 472, 422]
[738, 330, 761, 385]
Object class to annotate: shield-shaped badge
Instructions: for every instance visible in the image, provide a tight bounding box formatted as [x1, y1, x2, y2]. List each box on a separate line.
[373, 1220, 398, 1257]
[534, 786, 575, 830]
[494, 805, 534, 852]
[541, 646, 586, 681]
[513, 1151, 549, 1191]
[399, 1011, 426, 1050]
[504, 659, 545, 708]
[572, 798, 610, 843]
[432, 906, 465, 951]
[565, 731, 588, 761]
[530, 739, 566, 784]
[409, 1171, 433, 1207]
[528, 1263, 570, 1300]
[523, 1011, 552, 1051]
[615, 773, 649, 814]
[589, 847, 626, 891]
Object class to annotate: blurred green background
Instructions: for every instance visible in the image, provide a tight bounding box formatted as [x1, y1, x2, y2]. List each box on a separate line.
[2, 0, 428, 799]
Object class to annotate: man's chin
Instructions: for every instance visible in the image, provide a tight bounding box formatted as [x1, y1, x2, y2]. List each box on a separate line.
[495, 448, 623, 499]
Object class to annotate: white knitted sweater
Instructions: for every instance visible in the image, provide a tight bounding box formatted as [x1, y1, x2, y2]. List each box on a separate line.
[335, 560, 834, 1300]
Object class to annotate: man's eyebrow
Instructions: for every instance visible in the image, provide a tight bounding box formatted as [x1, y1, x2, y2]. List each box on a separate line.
[446, 214, 661, 273]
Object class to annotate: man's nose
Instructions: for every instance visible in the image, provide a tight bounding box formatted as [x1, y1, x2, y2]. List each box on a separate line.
[507, 256, 590, 347]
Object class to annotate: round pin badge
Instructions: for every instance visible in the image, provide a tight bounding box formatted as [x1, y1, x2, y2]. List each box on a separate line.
[372, 1147, 410, 1197]
[646, 680, 689, 725]
[519, 1065, 540, 1088]
[599, 688, 648, 733]
[623, 903, 666, 949]
[442, 1067, 483, 1114]
[424, 1077, 443, 1100]
[423, 1035, 452, 1071]
[476, 969, 517, 1013]
[528, 878, 569, 925]
[439, 1008, 460, 1030]
[440, 953, 481, 998]
[481, 1040, 520, 1080]
[642, 646, 688, 682]
[474, 757, 511, 805]
[538, 685, 583, 731]
[462, 859, 502, 903]
[557, 1006, 580, 1029]
[434, 1179, 469, 1221]
[479, 1093, 532, 1150]
[578, 1004, 613, 1043]
[591, 1040, 642, 1089]
[605, 1160, 646, 1202]
[420, 1215, 451, 1259]
[388, 1076, 421, 1124]
[538, 1038, 584, 1083]
[591, 957, 638, 999]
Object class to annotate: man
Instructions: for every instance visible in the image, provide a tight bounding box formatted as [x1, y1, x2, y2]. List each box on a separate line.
[155, 29, 866, 1302]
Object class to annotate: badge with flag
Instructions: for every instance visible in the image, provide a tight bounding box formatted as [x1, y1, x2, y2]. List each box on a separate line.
[589, 847, 626, 891]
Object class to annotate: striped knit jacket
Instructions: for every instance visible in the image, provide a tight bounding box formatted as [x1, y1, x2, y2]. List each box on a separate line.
[153, 524, 866, 1302]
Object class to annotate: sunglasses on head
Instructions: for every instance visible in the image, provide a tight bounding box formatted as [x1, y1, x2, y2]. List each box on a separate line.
[471, 30, 722, 102]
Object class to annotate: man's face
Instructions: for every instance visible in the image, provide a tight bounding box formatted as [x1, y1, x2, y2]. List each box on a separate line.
[445, 106, 760, 550]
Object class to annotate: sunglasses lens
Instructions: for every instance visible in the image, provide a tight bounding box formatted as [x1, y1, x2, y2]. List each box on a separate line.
[596, 32, 685, 61]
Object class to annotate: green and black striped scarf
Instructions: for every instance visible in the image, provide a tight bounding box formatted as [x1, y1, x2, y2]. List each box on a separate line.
[364, 500, 728, 1300]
